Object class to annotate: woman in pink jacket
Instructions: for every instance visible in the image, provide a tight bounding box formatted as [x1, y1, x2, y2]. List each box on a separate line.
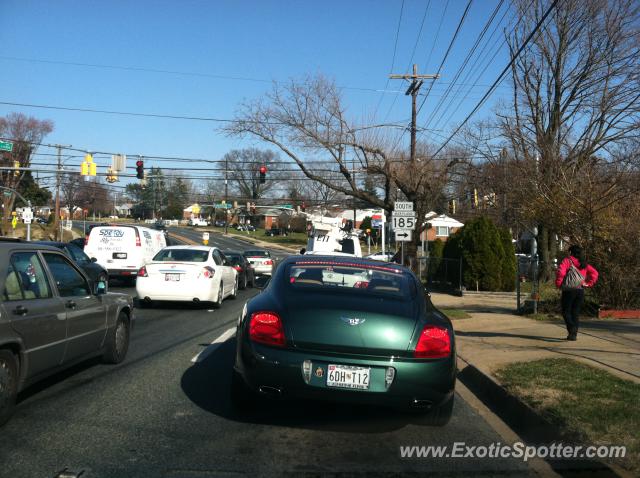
[555, 245, 599, 341]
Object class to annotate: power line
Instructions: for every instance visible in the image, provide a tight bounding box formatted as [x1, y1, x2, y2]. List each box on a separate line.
[422, 0, 505, 131]
[373, 0, 405, 119]
[0, 55, 391, 94]
[416, 0, 474, 116]
[431, 0, 560, 158]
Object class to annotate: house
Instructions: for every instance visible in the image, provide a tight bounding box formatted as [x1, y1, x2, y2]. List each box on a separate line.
[115, 203, 133, 217]
[420, 212, 464, 242]
[337, 208, 384, 229]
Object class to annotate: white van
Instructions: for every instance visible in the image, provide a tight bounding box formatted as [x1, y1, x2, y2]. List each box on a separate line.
[84, 225, 167, 281]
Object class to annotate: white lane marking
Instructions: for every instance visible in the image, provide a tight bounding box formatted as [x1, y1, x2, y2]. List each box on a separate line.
[190, 327, 236, 363]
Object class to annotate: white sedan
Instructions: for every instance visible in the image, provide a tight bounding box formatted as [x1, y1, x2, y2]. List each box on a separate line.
[136, 246, 237, 307]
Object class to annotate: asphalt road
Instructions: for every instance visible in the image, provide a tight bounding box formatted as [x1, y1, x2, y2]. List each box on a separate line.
[0, 232, 538, 478]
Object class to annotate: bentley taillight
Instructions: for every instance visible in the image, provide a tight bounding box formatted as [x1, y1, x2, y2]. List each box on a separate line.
[414, 325, 451, 359]
[249, 312, 285, 347]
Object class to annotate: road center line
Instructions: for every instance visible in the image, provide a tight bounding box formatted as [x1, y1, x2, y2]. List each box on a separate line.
[190, 327, 236, 363]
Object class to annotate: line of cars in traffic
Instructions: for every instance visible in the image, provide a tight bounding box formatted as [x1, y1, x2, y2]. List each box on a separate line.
[0, 224, 276, 425]
[2, 219, 456, 428]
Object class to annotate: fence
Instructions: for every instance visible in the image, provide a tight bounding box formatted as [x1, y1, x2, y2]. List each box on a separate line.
[416, 256, 463, 293]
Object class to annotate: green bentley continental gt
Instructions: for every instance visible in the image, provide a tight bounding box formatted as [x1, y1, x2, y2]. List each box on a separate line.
[232, 255, 456, 426]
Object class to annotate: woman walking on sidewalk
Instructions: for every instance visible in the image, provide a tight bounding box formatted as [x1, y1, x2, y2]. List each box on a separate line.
[555, 245, 599, 341]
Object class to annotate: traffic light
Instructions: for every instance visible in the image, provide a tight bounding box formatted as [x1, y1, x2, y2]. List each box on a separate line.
[81, 153, 97, 176]
[136, 160, 144, 180]
[472, 189, 478, 209]
[448, 199, 456, 215]
[301, 202, 306, 212]
[259, 165, 267, 184]
[13, 160, 20, 177]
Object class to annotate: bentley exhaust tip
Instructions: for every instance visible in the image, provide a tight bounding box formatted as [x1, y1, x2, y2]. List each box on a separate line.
[193, 298, 200, 303]
[144, 297, 152, 303]
[258, 385, 282, 397]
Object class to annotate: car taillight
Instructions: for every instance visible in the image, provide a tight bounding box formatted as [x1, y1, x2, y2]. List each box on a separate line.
[414, 325, 451, 359]
[202, 266, 215, 278]
[135, 235, 141, 247]
[353, 281, 369, 288]
[138, 266, 148, 277]
[249, 312, 285, 347]
[264, 259, 273, 265]
[233, 265, 242, 272]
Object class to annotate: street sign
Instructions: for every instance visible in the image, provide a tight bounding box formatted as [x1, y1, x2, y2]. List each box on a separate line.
[395, 230, 412, 242]
[202, 232, 210, 241]
[11, 216, 17, 229]
[22, 207, 33, 224]
[391, 215, 416, 230]
[392, 210, 415, 217]
[0, 140, 14, 152]
[394, 201, 413, 211]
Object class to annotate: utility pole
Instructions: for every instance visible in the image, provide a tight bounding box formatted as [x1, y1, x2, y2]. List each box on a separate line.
[53, 144, 71, 241]
[389, 65, 439, 266]
[224, 156, 229, 235]
[389, 64, 440, 166]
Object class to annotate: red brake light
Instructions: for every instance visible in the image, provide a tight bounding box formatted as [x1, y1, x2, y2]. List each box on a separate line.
[135, 235, 141, 247]
[138, 266, 148, 277]
[264, 259, 273, 265]
[353, 281, 369, 288]
[202, 266, 215, 278]
[233, 265, 242, 272]
[249, 312, 285, 347]
[414, 326, 451, 359]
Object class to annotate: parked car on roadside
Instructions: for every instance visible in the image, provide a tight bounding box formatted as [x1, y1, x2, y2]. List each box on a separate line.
[214, 220, 226, 227]
[265, 227, 284, 237]
[33, 241, 109, 287]
[0, 239, 133, 426]
[224, 251, 255, 289]
[189, 218, 209, 227]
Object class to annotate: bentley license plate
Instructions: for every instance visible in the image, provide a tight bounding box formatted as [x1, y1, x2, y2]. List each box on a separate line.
[113, 252, 127, 259]
[165, 273, 180, 281]
[327, 364, 370, 390]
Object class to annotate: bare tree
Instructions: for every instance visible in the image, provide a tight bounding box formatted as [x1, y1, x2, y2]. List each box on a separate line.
[226, 75, 459, 267]
[0, 113, 53, 234]
[60, 174, 84, 219]
[498, 0, 640, 279]
[223, 148, 282, 200]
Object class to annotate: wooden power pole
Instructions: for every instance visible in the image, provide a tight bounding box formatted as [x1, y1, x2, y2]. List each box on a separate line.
[389, 64, 439, 165]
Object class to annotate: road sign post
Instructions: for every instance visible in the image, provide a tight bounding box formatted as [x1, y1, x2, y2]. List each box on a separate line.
[202, 231, 209, 245]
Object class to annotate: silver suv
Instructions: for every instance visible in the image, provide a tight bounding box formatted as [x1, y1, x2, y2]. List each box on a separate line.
[0, 240, 134, 426]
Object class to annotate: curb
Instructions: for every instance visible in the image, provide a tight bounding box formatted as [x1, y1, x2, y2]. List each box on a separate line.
[456, 355, 630, 477]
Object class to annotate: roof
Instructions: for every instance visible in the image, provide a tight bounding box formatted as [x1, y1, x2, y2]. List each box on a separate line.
[424, 212, 464, 228]
[337, 208, 383, 222]
[163, 245, 216, 251]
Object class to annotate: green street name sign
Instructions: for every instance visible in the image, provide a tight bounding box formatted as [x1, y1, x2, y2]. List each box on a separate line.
[0, 141, 14, 152]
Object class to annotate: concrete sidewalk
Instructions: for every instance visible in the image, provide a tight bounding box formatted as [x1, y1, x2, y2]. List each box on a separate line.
[430, 292, 640, 384]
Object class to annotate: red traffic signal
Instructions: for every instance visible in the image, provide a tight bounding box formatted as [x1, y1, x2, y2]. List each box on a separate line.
[259, 165, 267, 184]
[136, 160, 144, 180]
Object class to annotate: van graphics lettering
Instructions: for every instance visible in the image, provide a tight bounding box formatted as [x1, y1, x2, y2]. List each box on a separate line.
[99, 229, 125, 237]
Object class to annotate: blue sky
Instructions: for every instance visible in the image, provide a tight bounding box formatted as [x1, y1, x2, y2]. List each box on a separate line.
[0, 0, 510, 185]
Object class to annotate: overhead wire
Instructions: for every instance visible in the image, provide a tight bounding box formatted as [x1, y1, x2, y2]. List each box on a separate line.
[431, 0, 560, 158]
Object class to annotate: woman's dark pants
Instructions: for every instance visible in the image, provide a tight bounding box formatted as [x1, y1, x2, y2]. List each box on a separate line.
[561, 289, 584, 336]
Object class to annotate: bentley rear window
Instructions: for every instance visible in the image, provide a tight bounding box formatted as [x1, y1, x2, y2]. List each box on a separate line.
[287, 262, 411, 298]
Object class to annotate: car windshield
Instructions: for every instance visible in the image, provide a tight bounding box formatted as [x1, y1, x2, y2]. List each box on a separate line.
[244, 250, 270, 257]
[287, 261, 411, 299]
[153, 249, 209, 262]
